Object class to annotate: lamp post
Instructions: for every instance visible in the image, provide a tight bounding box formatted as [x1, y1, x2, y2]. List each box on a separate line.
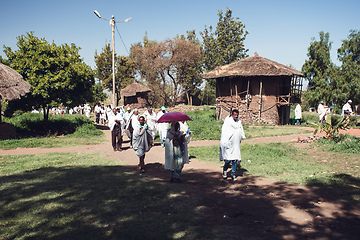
[94, 10, 132, 108]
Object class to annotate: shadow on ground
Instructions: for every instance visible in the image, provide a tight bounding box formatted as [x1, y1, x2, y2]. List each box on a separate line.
[1, 163, 360, 240]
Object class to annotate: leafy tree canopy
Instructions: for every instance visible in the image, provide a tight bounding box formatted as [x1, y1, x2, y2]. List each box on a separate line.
[200, 8, 248, 104]
[94, 43, 135, 106]
[3, 32, 95, 121]
[302, 32, 335, 107]
[131, 36, 201, 107]
[337, 29, 360, 105]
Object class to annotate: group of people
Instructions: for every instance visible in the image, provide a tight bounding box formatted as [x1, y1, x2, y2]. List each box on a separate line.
[318, 99, 354, 123]
[293, 99, 355, 125]
[107, 106, 193, 180]
[122, 107, 245, 182]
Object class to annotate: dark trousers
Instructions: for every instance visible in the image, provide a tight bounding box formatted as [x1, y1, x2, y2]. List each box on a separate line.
[111, 127, 122, 150]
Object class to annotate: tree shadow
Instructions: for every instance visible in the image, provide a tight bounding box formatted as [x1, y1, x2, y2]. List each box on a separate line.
[1, 165, 360, 239]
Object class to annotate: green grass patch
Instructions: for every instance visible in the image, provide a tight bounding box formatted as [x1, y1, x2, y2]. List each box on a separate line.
[0, 152, 249, 240]
[184, 107, 311, 140]
[188, 142, 360, 203]
[315, 134, 360, 154]
[1, 114, 105, 149]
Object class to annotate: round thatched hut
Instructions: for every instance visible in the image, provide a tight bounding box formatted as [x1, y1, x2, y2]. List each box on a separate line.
[120, 82, 152, 109]
[0, 63, 31, 139]
[203, 54, 304, 125]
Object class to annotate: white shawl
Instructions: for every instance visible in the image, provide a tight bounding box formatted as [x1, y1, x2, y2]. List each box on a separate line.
[219, 116, 246, 161]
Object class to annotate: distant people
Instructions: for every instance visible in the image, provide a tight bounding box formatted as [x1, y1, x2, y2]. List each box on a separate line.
[106, 105, 112, 123]
[108, 108, 124, 151]
[126, 109, 139, 148]
[94, 103, 101, 124]
[100, 105, 106, 125]
[294, 103, 302, 125]
[317, 101, 329, 123]
[219, 109, 245, 181]
[156, 106, 169, 147]
[84, 104, 91, 118]
[179, 120, 192, 144]
[143, 107, 157, 141]
[165, 121, 189, 182]
[341, 100, 353, 118]
[124, 107, 132, 124]
[132, 116, 153, 173]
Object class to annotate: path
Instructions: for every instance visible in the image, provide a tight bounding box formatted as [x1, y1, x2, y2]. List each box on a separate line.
[1, 127, 360, 239]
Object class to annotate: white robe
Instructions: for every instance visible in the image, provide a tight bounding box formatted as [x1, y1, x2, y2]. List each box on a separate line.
[108, 112, 125, 134]
[132, 123, 153, 157]
[219, 116, 245, 161]
[164, 125, 189, 170]
[156, 111, 169, 140]
[341, 102, 353, 118]
[143, 110, 157, 138]
[294, 104, 302, 120]
[317, 104, 328, 122]
[179, 121, 192, 144]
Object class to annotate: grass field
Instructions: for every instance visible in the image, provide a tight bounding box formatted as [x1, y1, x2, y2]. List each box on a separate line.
[1, 107, 359, 239]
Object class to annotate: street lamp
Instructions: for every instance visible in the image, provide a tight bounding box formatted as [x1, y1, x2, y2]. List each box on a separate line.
[94, 10, 132, 108]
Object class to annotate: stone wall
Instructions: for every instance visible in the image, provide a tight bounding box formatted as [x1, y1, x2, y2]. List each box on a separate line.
[216, 95, 281, 124]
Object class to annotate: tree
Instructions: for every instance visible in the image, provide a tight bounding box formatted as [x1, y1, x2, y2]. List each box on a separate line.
[94, 43, 136, 106]
[90, 82, 108, 107]
[131, 36, 201, 107]
[302, 31, 335, 107]
[179, 30, 203, 105]
[337, 29, 360, 106]
[200, 8, 249, 103]
[3, 32, 95, 121]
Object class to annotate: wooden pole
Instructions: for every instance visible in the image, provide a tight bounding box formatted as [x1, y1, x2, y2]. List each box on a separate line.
[259, 80, 263, 119]
[235, 84, 238, 108]
[246, 79, 250, 108]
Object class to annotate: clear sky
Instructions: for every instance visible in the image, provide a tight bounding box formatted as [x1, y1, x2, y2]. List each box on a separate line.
[1, 0, 359, 72]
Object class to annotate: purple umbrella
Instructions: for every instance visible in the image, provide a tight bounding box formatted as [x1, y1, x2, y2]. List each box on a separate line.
[156, 112, 192, 123]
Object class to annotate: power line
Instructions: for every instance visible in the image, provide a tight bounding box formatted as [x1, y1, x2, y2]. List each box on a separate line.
[115, 25, 129, 55]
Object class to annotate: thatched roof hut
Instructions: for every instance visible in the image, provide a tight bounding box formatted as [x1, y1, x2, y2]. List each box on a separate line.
[0, 63, 31, 135]
[203, 54, 302, 79]
[203, 54, 304, 125]
[0, 63, 31, 101]
[120, 82, 152, 109]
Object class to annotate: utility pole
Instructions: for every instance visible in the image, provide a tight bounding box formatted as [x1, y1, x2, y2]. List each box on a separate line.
[94, 10, 132, 108]
[111, 15, 116, 107]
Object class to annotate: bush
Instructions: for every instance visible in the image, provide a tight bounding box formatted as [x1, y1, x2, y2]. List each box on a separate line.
[316, 134, 360, 154]
[3, 113, 95, 138]
[73, 123, 103, 137]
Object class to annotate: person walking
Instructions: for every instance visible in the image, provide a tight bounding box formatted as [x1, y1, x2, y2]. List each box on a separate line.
[219, 109, 246, 181]
[294, 103, 302, 125]
[341, 100, 353, 118]
[132, 116, 153, 173]
[165, 121, 189, 182]
[94, 103, 101, 124]
[317, 101, 329, 123]
[143, 107, 157, 141]
[156, 106, 169, 147]
[108, 108, 124, 151]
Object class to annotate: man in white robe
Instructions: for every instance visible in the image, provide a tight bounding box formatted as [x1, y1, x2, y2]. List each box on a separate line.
[156, 106, 169, 147]
[126, 109, 139, 148]
[294, 103, 302, 125]
[108, 108, 125, 151]
[317, 101, 329, 123]
[132, 116, 153, 173]
[341, 100, 353, 118]
[143, 107, 157, 140]
[219, 109, 245, 181]
[84, 104, 91, 118]
[124, 107, 132, 124]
